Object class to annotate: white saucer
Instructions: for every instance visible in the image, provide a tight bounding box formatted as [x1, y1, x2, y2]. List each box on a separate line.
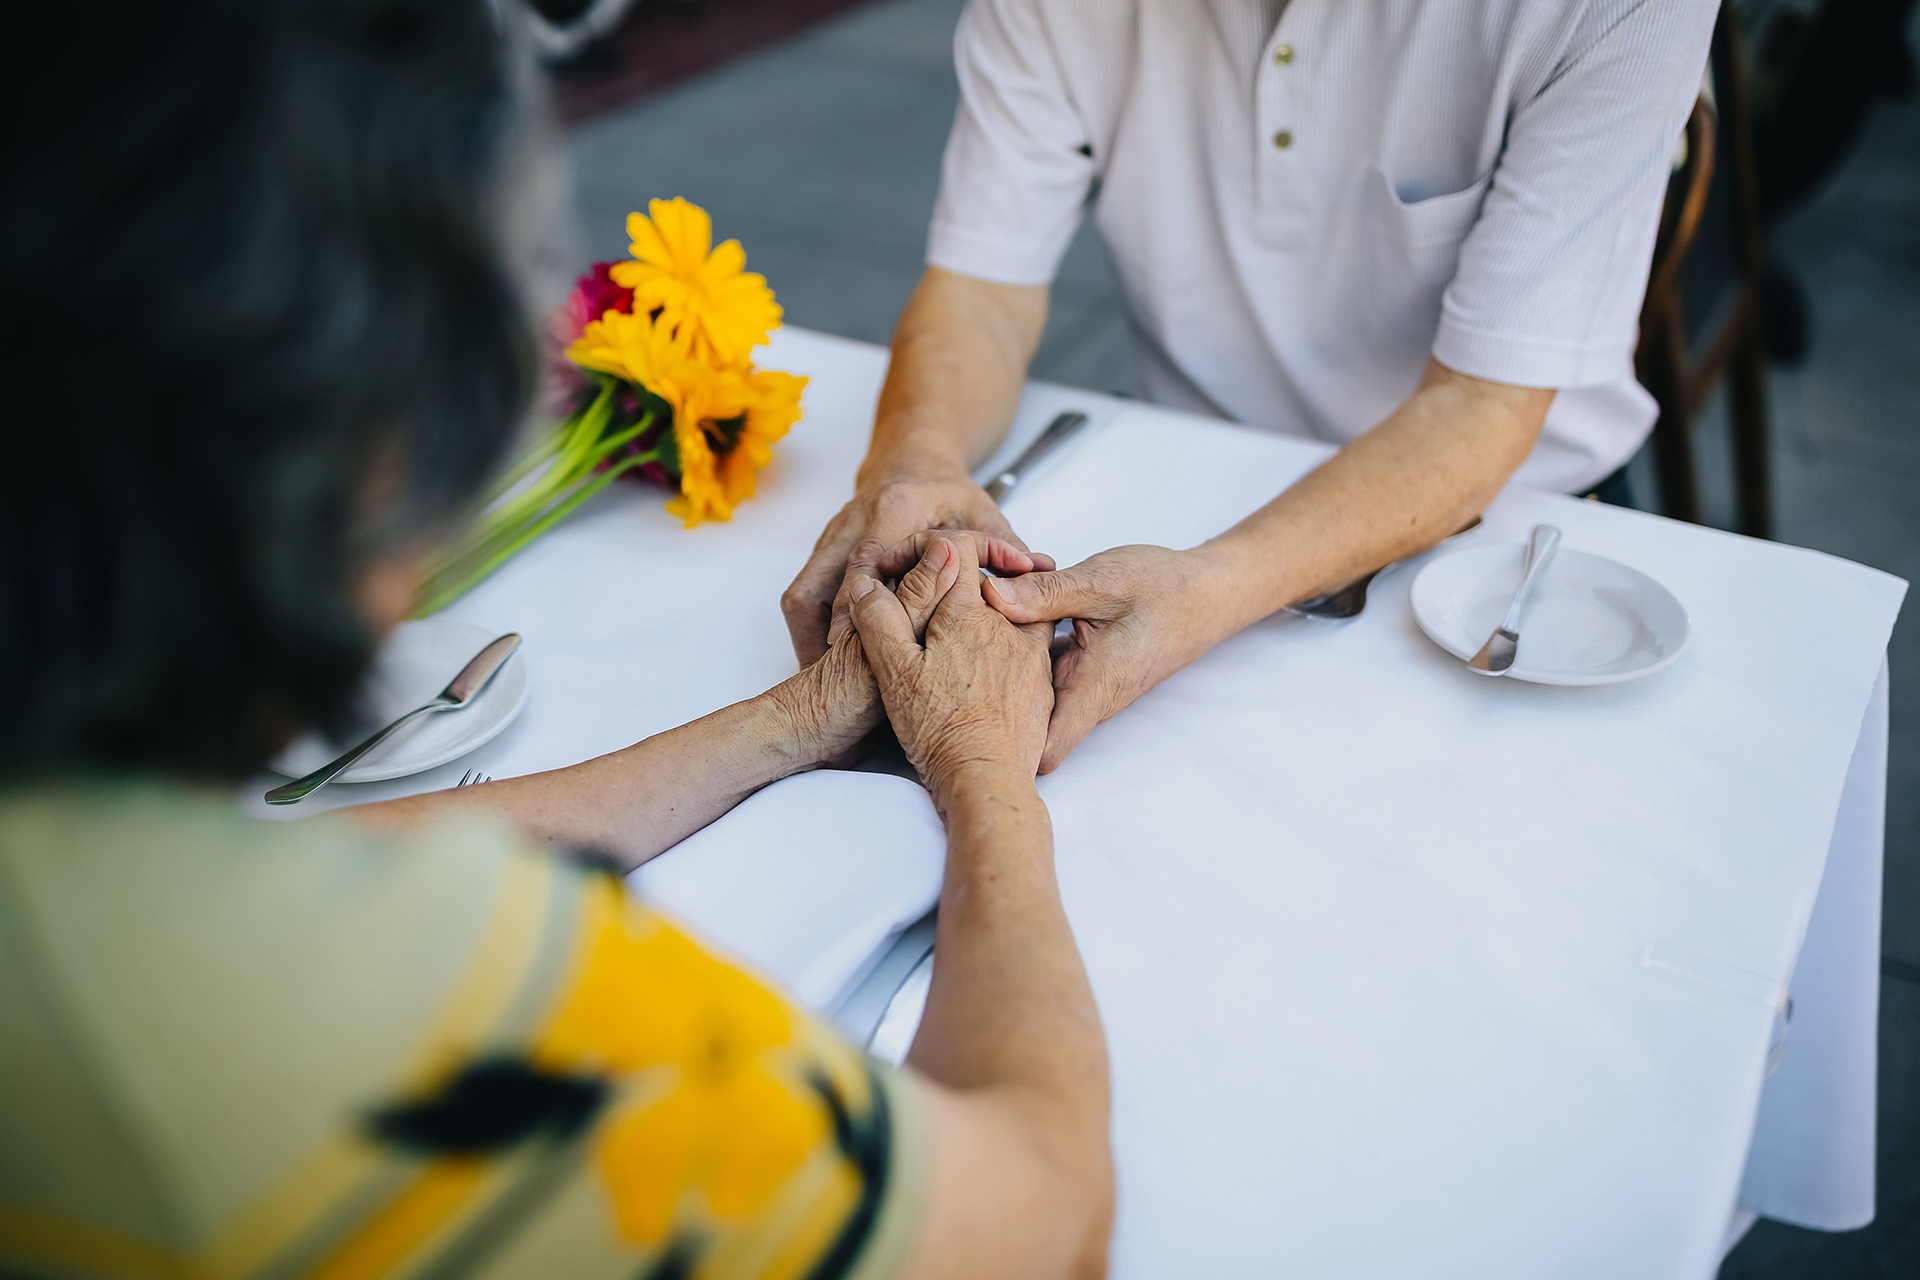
[269, 618, 528, 782]
[1410, 545, 1689, 686]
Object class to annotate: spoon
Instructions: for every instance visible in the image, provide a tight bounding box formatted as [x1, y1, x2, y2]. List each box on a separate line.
[264, 633, 521, 804]
[1288, 516, 1484, 619]
[1468, 525, 1561, 675]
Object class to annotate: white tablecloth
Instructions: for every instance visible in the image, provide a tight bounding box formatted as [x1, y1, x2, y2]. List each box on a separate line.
[245, 326, 1904, 1277]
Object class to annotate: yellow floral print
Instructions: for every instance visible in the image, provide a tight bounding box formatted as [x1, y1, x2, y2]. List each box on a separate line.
[532, 879, 826, 1247]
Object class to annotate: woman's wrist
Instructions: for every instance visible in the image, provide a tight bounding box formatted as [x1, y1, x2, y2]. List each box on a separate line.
[762, 641, 884, 773]
[929, 758, 1041, 821]
[756, 671, 842, 777]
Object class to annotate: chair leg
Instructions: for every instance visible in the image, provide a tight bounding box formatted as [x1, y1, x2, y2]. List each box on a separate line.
[1653, 408, 1702, 525]
[1729, 306, 1772, 539]
[1642, 306, 1701, 525]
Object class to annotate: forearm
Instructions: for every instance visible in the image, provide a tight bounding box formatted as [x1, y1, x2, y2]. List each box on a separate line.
[908, 770, 1108, 1169]
[1197, 358, 1552, 632]
[861, 267, 1048, 485]
[339, 685, 818, 868]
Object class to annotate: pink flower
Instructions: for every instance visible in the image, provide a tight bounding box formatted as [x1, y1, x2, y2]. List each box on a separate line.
[553, 262, 635, 348]
[544, 263, 637, 417]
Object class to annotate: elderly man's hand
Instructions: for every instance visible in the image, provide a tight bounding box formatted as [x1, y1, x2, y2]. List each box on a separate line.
[780, 471, 1053, 667]
[981, 544, 1232, 774]
[848, 533, 1055, 807]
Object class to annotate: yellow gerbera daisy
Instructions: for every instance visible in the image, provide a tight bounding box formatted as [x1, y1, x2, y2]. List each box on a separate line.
[663, 363, 753, 528]
[565, 306, 678, 389]
[563, 294, 806, 528]
[610, 198, 782, 368]
[715, 369, 807, 508]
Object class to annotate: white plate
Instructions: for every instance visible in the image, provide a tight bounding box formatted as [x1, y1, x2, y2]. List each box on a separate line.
[1410, 545, 1689, 686]
[269, 618, 528, 782]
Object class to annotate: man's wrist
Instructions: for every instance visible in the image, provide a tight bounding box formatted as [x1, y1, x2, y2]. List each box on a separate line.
[858, 415, 980, 491]
[1188, 529, 1313, 632]
[1175, 540, 1274, 647]
[855, 449, 975, 494]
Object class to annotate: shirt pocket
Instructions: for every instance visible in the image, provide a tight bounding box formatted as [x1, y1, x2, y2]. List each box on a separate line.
[1362, 164, 1494, 352]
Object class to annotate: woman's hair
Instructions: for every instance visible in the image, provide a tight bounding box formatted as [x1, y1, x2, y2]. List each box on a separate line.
[0, 0, 535, 779]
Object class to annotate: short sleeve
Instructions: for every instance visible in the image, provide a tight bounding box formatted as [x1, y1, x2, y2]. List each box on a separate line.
[366, 865, 931, 1280]
[1432, 0, 1718, 388]
[0, 797, 925, 1280]
[925, 0, 1097, 286]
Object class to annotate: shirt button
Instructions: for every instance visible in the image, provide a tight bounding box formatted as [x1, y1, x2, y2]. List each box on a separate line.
[1274, 45, 1294, 66]
[1272, 129, 1294, 149]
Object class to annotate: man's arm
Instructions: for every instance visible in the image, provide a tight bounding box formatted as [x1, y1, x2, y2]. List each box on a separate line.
[986, 359, 1554, 771]
[1206, 359, 1553, 616]
[780, 267, 1049, 665]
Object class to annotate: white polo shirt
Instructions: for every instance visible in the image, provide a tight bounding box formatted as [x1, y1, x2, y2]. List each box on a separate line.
[926, 0, 1718, 494]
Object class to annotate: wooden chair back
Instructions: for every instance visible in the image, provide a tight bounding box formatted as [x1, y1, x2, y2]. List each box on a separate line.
[1635, 0, 1771, 538]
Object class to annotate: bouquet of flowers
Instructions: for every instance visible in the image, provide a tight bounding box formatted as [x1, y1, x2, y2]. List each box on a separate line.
[413, 198, 807, 616]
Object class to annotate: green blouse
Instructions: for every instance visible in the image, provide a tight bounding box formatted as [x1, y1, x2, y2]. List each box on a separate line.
[0, 781, 926, 1280]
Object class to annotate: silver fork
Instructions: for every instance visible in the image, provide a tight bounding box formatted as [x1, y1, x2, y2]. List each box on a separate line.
[456, 770, 492, 787]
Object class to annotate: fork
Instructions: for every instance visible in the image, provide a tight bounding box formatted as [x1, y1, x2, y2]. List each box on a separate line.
[456, 769, 492, 787]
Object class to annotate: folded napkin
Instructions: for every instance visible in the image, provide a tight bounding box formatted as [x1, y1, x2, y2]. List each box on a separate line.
[628, 771, 946, 1009]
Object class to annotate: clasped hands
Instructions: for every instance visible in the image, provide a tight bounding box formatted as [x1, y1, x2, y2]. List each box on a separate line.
[781, 471, 1239, 781]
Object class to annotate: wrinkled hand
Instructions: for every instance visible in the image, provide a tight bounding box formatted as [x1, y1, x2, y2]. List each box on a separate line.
[768, 530, 964, 768]
[780, 471, 1053, 666]
[848, 534, 1055, 807]
[982, 544, 1229, 774]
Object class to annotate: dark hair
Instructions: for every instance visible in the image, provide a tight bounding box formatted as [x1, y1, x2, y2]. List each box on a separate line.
[0, 0, 534, 778]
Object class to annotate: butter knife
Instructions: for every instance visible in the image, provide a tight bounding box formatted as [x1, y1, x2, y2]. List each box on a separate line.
[983, 411, 1090, 504]
[1468, 525, 1560, 675]
[264, 633, 522, 804]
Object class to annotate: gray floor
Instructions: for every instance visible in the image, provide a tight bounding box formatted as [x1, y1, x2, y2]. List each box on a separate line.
[565, 1, 1918, 1272]
[567, 0, 1132, 393]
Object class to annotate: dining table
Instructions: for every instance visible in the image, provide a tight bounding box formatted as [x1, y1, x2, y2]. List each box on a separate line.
[246, 325, 1906, 1279]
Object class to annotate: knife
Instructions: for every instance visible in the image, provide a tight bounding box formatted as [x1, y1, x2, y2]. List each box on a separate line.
[983, 411, 1091, 504]
[264, 633, 522, 804]
[1467, 525, 1561, 676]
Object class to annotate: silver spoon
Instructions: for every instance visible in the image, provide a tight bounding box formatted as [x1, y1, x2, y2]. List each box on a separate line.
[264, 633, 521, 804]
[1468, 525, 1561, 675]
[1288, 516, 1484, 619]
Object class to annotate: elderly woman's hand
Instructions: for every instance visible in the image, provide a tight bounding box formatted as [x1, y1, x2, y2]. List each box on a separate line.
[847, 534, 1054, 808]
[771, 531, 1046, 769]
[766, 538, 957, 768]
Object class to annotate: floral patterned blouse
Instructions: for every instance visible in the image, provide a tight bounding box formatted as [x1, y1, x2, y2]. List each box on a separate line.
[0, 782, 926, 1280]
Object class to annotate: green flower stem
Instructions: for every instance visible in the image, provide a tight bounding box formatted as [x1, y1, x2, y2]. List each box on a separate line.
[411, 447, 663, 617]
[491, 409, 572, 494]
[435, 411, 658, 581]
[485, 386, 616, 530]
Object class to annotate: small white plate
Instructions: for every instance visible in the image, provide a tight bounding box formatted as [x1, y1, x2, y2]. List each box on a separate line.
[269, 618, 528, 782]
[1410, 545, 1689, 686]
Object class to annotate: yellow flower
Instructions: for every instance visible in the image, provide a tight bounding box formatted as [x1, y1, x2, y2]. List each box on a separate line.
[565, 306, 678, 389]
[610, 198, 782, 368]
[662, 362, 751, 528]
[718, 368, 806, 505]
[533, 881, 826, 1247]
[563, 282, 806, 528]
